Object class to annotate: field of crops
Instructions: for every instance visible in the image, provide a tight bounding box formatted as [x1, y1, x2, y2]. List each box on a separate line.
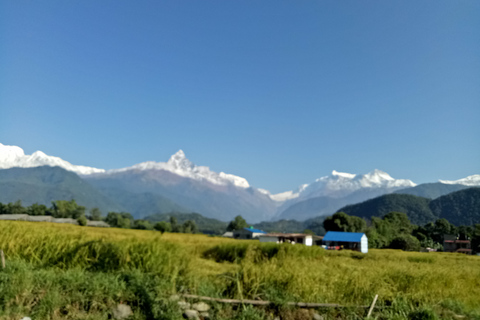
[0, 221, 479, 320]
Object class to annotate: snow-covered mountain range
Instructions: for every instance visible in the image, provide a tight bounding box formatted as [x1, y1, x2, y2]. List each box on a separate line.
[0, 143, 104, 175]
[0, 142, 478, 222]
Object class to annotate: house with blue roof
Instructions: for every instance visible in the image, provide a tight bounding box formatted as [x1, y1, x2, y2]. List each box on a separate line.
[233, 226, 267, 240]
[322, 231, 368, 253]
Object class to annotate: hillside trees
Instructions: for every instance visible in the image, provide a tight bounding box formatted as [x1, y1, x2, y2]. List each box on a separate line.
[323, 212, 366, 233]
[27, 203, 49, 216]
[0, 200, 26, 215]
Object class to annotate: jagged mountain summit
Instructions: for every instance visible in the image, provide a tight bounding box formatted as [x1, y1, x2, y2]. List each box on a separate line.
[95, 150, 250, 189]
[0, 143, 104, 175]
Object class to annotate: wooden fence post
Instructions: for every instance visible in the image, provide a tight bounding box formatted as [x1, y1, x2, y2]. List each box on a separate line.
[0, 250, 5, 269]
[366, 294, 378, 318]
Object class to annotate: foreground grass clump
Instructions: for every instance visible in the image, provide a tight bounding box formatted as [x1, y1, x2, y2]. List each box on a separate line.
[0, 221, 480, 319]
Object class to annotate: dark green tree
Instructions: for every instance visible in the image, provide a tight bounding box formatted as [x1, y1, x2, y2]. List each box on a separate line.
[105, 212, 132, 228]
[227, 215, 248, 231]
[26, 203, 49, 216]
[170, 216, 181, 233]
[89, 207, 102, 221]
[133, 220, 154, 230]
[77, 216, 88, 226]
[182, 220, 198, 234]
[154, 221, 172, 233]
[51, 200, 85, 219]
[323, 212, 366, 233]
[390, 235, 421, 251]
[4, 200, 26, 215]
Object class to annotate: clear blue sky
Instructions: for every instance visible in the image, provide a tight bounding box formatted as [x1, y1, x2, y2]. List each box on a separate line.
[1, 1, 479, 193]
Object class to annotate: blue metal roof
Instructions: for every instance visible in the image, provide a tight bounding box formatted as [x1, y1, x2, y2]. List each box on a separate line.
[244, 227, 266, 234]
[323, 231, 365, 242]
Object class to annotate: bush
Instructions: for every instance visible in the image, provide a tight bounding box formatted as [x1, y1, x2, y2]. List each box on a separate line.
[77, 216, 87, 226]
[390, 235, 421, 251]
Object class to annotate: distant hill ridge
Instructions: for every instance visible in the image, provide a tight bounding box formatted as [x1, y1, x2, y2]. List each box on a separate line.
[338, 187, 480, 226]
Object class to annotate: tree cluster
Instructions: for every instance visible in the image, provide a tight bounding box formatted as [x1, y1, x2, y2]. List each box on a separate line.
[0, 200, 200, 233]
[153, 217, 198, 234]
[0, 200, 102, 225]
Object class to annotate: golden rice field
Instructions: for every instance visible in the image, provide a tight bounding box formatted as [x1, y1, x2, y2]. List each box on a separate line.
[0, 221, 479, 320]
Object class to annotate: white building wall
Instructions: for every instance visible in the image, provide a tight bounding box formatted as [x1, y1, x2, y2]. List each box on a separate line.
[360, 235, 369, 253]
[252, 232, 265, 239]
[305, 236, 313, 246]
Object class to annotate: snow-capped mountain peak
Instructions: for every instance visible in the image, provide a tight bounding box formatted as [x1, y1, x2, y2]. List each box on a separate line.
[439, 175, 480, 186]
[281, 169, 416, 200]
[0, 143, 105, 175]
[167, 149, 194, 170]
[103, 150, 251, 189]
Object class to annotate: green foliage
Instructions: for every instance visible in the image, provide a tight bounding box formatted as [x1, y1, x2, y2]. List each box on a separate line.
[105, 212, 133, 228]
[154, 221, 172, 233]
[323, 212, 366, 232]
[51, 199, 85, 219]
[77, 215, 87, 226]
[182, 220, 198, 234]
[339, 193, 435, 225]
[26, 203, 50, 216]
[0, 200, 27, 215]
[408, 308, 439, 320]
[390, 235, 421, 251]
[89, 207, 102, 221]
[145, 212, 227, 234]
[430, 188, 480, 226]
[227, 215, 248, 231]
[133, 219, 154, 230]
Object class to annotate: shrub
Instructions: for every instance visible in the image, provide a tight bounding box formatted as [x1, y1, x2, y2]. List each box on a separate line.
[390, 235, 421, 251]
[77, 216, 87, 226]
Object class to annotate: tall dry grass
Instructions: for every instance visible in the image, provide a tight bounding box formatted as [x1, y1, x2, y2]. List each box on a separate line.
[0, 221, 479, 318]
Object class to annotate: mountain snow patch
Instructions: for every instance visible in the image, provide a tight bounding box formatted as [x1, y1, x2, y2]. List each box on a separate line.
[439, 175, 480, 186]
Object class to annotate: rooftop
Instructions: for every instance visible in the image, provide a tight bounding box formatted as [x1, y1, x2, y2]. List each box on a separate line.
[323, 231, 366, 242]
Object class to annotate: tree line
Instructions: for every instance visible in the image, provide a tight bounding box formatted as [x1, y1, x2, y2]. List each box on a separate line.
[0, 200, 199, 233]
[323, 211, 480, 252]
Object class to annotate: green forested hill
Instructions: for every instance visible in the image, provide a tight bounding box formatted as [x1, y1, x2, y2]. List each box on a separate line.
[337, 188, 480, 226]
[338, 194, 435, 225]
[431, 187, 480, 226]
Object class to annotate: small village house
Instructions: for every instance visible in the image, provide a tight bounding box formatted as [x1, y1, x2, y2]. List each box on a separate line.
[322, 231, 368, 253]
[222, 231, 234, 238]
[443, 235, 472, 254]
[233, 227, 266, 239]
[259, 233, 323, 246]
